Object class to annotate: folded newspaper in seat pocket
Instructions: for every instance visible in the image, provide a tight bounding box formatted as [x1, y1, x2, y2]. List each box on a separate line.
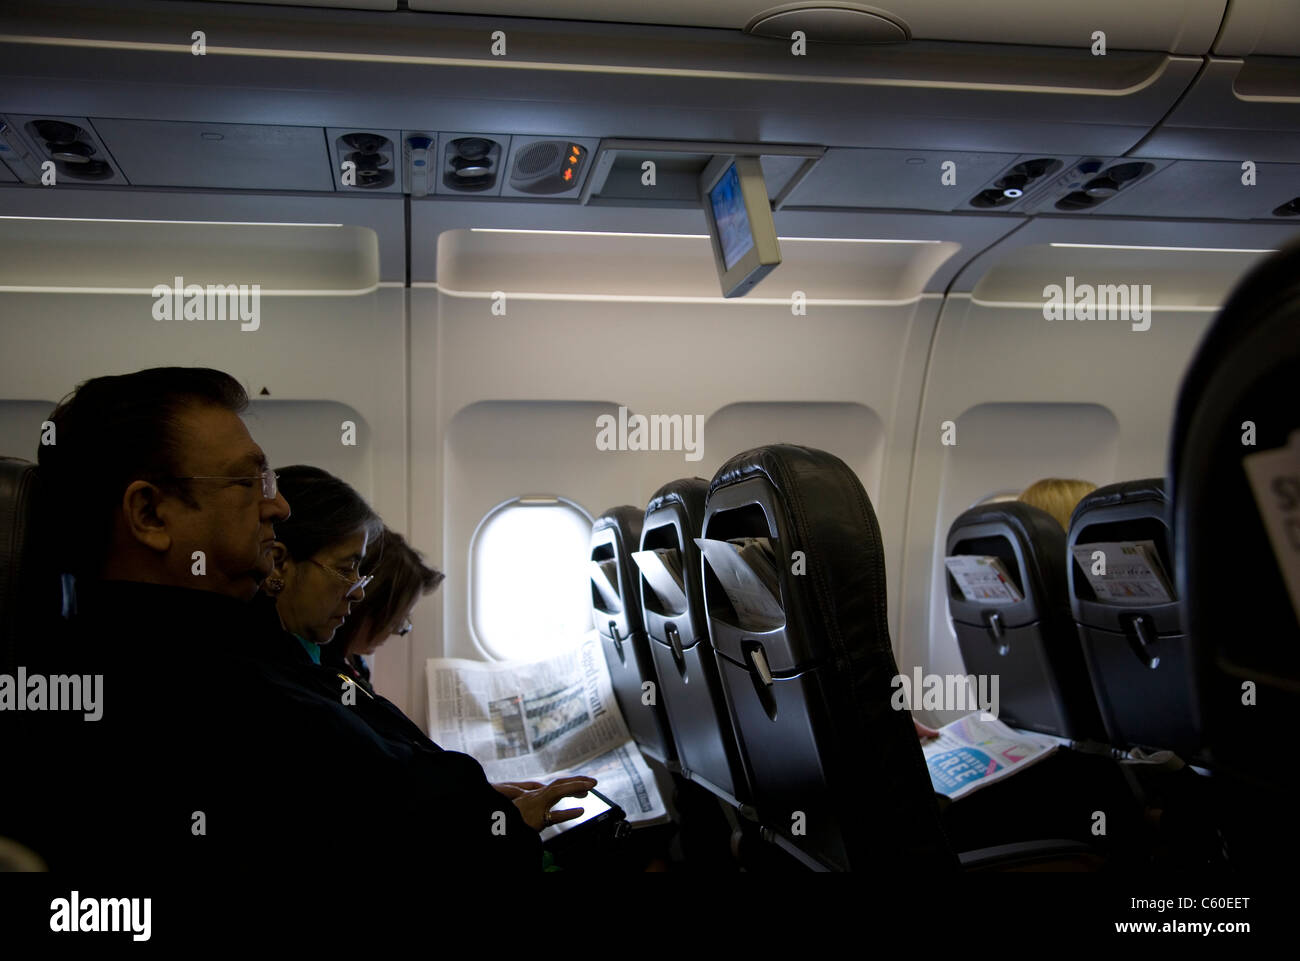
[944, 555, 1023, 604]
[922, 714, 1059, 801]
[426, 634, 669, 830]
[1070, 540, 1173, 604]
[589, 558, 623, 612]
[631, 547, 687, 612]
[694, 537, 784, 625]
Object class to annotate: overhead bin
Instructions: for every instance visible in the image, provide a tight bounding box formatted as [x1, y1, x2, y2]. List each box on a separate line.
[1133, 58, 1300, 163]
[0, 4, 1202, 160]
[409, 0, 1226, 54]
[1214, 0, 1300, 57]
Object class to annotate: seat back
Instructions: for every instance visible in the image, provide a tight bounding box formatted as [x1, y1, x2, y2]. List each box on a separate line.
[590, 505, 674, 765]
[635, 478, 748, 806]
[0, 457, 67, 672]
[701, 444, 956, 872]
[1067, 478, 1199, 757]
[1170, 238, 1300, 789]
[946, 502, 1105, 740]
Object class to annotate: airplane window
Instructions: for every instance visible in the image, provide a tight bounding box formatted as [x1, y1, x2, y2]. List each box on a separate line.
[470, 497, 594, 661]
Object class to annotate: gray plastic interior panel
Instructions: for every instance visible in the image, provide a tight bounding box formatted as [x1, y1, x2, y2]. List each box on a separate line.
[1094, 161, 1300, 221]
[1134, 59, 1300, 162]
[784, 148, 1019, 211]
[89, 118, 335, 191]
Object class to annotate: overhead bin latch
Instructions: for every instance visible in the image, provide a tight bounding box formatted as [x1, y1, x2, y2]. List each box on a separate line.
[984, 609, 1009, 656]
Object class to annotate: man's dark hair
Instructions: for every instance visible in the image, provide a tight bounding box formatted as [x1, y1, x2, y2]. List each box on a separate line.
[271, 465, 382, 563]
[37, 367, 249, 576]
[328, 528, 443, 657]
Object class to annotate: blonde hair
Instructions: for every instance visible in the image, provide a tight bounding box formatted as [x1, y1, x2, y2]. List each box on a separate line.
[1018, 478, 1097, 532]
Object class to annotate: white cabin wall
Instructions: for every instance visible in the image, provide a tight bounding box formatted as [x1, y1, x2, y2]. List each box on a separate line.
[0, 287, 412, 707]
[405, 269, 943, 730]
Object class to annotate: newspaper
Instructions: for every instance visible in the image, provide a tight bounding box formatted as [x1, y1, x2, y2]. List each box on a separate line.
[1243, 429, 1300, 622]
[631, 547, 688, 611]
[695, 536, 784, 625]
[1071, 540, 1173, 604]
[922, 713, 1059, 801]
[944, 555, 1023, 604]
[589, 558, 623, 612]
[426, 633, 668, 826]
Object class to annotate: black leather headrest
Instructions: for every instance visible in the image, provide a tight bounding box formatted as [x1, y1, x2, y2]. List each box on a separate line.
[592, 505, 643, 556]
[643, 477, 709, 613]
[0, 457, 60, 668]
[1071, 478, 1166, 523]
[1169, 240, 1300, 780]
[708, 444, 889, 665]
[946, 501, 1069, 614]
[645, 477, 707, 538]
[1170, 238, 1300, 505]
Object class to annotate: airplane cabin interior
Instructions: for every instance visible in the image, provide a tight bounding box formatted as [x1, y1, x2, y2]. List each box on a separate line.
[0, 0, 1298, 934]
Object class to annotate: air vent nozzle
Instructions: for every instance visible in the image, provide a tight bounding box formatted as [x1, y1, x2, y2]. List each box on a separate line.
[334, 131, 395, 190]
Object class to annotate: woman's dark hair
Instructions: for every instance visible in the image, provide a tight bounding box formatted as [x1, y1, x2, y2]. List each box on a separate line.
[37, 367, 249, 575]
[328, 527, 443, 657]
[271, 465, 383, 562]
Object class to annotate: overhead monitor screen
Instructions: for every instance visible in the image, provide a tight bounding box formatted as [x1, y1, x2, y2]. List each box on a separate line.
[709, 162, 755, 271]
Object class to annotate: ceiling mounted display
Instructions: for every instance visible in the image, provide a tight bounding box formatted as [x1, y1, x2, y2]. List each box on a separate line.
[3, 115, 127, 185]
[501, 136, 600, 199]
[327, 128, 401, 192]
[438, 134, 510, 195]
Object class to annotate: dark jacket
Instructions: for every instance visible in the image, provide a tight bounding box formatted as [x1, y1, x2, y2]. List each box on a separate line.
[20, 581, 541, 875]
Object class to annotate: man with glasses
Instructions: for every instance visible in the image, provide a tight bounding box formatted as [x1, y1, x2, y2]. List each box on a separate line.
[24, 368, 557, 876]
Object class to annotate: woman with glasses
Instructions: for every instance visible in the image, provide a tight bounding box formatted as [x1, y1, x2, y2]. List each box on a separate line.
[323, 526, 442, 697]
[258, 464, 598, 838]
[259, 464, 382, 665]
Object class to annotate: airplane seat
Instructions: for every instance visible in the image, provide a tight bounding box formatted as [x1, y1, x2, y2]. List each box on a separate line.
[0, 456, 68, 672]
[589, 506, 675, 767]
[946, 502, 1106, 742]
[1169, 238, 1300, 823]
[635, 478, 749, 809]
[700, 444, 957, 872]
[1067, 478, 1200, 759]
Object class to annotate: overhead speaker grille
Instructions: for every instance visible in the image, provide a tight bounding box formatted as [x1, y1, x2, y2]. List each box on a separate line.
[509, 141, 586, 194]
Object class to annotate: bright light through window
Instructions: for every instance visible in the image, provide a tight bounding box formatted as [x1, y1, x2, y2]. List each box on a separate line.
[471, 498, 594, 660]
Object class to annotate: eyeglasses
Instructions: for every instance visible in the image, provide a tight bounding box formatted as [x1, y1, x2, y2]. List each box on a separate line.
[395, 620, 413, 637]
[172, 468, 279, 500]
[307, 558, 373, 596]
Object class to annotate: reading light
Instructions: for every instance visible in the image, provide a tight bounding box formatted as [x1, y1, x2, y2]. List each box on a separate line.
[1002, 188, 1023, 198]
